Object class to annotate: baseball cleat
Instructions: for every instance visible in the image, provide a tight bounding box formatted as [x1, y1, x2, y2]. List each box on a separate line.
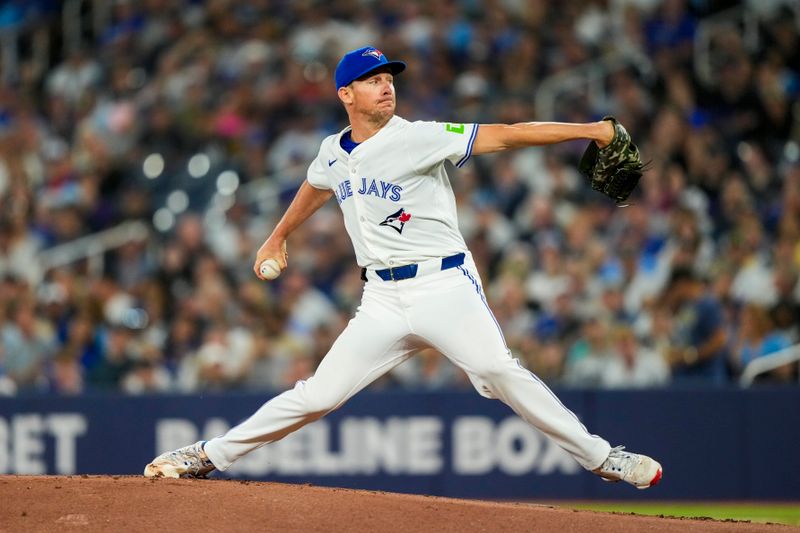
[593, 446, 662, 489]
[144, 441, 216, 479]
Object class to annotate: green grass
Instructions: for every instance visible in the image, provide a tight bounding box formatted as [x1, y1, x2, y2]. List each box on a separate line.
[568, 503, 800, 527]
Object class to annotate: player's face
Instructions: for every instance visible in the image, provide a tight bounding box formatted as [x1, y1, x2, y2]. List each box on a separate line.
[348, 69, 396, 121]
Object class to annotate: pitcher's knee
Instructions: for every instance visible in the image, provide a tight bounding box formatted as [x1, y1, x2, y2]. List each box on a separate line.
[297, 380, 347, 415]
[303, 396, 340, 415]
[472, 358, 514, 386]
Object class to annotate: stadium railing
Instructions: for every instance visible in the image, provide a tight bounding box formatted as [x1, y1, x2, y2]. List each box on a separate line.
[534, 51, 654, 122]
[739, 343, 800, 387]
[694, 2, 800, 88]
[63, 0, 111, 55]
[0, 14, 50, 84]
[38, 219, 149, 277]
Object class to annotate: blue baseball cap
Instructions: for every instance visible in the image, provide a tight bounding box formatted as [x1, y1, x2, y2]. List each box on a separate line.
[334, 46, 406, 90]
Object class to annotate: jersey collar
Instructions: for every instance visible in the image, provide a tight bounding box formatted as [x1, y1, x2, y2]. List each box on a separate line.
[336, 115, 404, 157]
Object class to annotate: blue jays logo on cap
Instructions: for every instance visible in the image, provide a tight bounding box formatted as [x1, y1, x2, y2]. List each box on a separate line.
[362, 48, 384, 60]
[335, 45, 406, 90]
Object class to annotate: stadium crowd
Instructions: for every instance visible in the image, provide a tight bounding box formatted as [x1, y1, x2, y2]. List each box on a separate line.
[0, 0, 798, 396]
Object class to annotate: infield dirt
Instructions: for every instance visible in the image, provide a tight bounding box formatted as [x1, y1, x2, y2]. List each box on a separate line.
[0, 475, 795, 532]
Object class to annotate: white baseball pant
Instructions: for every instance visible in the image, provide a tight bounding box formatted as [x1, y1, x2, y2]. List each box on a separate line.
[204, 254, 611, 471]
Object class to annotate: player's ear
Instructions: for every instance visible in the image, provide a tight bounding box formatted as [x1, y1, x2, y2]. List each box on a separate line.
[338, 86, 353, 105]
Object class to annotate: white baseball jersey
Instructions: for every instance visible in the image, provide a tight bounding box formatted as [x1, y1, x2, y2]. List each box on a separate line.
[306, 116, 478, 269]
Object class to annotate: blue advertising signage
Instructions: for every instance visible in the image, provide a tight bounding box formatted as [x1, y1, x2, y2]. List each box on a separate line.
[1, 388, 798, 500]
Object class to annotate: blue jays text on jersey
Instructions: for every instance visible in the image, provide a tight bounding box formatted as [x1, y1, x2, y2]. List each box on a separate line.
[335, 177, 403, 204]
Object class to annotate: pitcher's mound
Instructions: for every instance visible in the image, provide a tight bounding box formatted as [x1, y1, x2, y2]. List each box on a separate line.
[0, 476, 792, 532]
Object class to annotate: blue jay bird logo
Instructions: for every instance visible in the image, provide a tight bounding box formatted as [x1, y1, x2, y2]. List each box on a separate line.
[362, 48, 384, 60]
[379, 208, 412, 234]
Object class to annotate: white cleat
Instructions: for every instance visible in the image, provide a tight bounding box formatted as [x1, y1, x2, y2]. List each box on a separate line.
[144, 441, 216, 479]
[593, 446, 662, 489]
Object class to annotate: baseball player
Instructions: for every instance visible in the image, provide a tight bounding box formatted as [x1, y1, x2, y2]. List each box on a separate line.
[145, 46, 662, 490]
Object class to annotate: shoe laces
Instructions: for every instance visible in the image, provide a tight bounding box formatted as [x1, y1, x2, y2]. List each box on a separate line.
[173, 442, 214, 476]
[602, 445, 636, 475]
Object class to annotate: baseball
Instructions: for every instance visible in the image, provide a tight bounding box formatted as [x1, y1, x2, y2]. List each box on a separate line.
[259, 258, 281, 280]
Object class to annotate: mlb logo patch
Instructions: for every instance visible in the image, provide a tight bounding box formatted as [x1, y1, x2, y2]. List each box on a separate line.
[362, 48, 384, 60]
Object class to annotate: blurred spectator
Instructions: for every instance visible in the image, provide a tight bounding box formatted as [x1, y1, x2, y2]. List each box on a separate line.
[88, 325, 137, 390]
[47, 352, 84, 395]
[61, 312, 104, 374]
[601, 325, 669, 389]
[728, 214, 777, 305]
[597, 282, 635, 325]
[730, 304, 794, 382]
[771, 300, 799, 345]
[46, 49, 102, 107]
[488, 270, 537, 354]
[180, 326, 251, 391]
[391, 348, 467, 390]
[661, 268, 729, 385]
[241, 330, 312, 392]
[0, 213, 44, 286]
[1, 298, 56, 391]
[563, 318, 614, 388]
[121, 342, 171, 394]
[526, 243, 570, 312]
[534, 291, 582, 349]
[0, 315, 18, 395]
[527, 340, 567, 384]
[280, 269, 340, 340]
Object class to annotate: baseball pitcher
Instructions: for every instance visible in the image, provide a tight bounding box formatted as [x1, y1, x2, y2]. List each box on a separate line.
[145, 46, 660, 490]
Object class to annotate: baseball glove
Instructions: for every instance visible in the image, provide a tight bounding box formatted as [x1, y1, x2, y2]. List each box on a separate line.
[578, 116, 645, 204]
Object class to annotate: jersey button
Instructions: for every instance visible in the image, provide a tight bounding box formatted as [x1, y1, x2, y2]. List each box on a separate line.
[388, 260, 395, 265]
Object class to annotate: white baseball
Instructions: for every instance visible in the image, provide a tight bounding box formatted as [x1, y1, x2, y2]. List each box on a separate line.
[259, 258, 282, 280]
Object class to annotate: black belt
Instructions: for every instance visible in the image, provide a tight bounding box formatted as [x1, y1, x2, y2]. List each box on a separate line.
[361, 253, 466, 282]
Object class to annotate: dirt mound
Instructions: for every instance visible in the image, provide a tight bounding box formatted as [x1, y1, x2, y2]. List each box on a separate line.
[0, 476, 793, 532]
